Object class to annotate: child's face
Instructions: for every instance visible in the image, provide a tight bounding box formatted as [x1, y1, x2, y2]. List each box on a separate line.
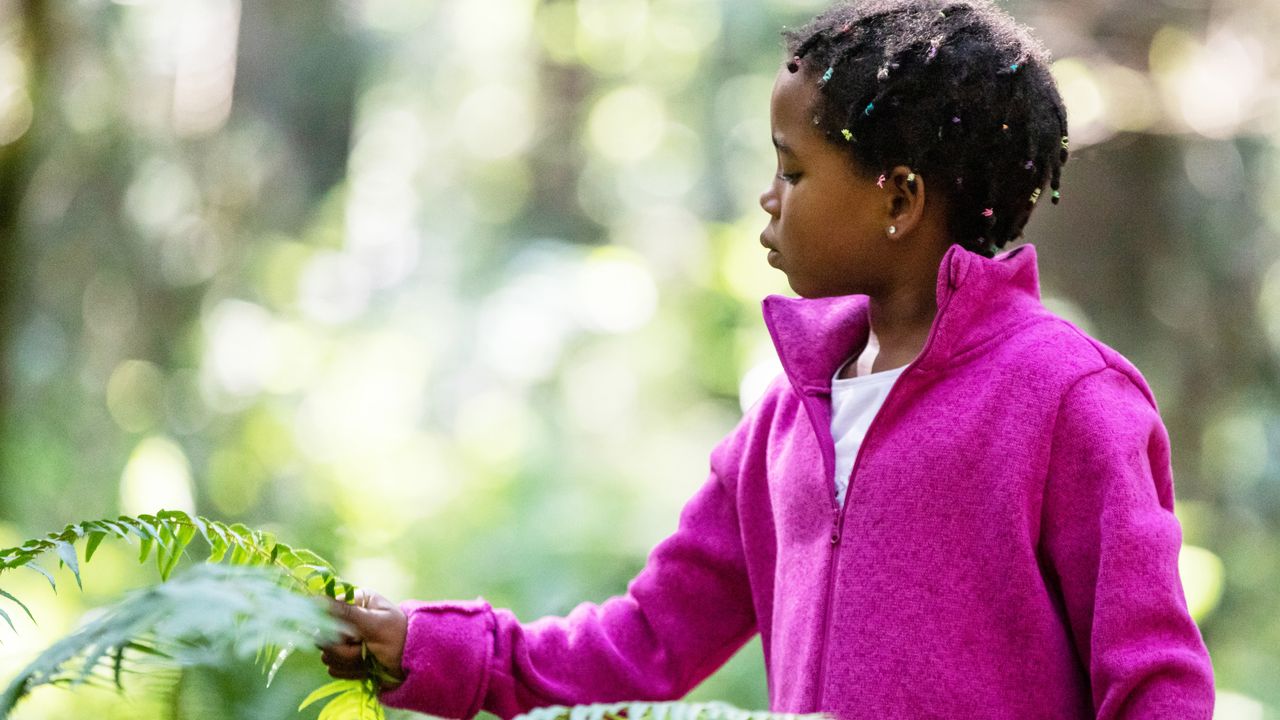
[759, 66, 898, 298]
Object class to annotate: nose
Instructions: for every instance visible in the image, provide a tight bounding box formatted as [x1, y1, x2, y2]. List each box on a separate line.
[759, 182, 779, 218]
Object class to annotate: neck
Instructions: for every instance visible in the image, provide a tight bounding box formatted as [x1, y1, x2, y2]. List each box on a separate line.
[866, 250, 945, 371]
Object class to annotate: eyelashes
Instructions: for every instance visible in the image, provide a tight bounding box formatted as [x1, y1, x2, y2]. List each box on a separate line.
[776, 171, 803, 184]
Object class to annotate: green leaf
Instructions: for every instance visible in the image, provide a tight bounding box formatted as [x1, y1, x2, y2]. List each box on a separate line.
[208, 536, 228, 564]
[160, 525, 195, 581]
[265, 644, 292, 687]
[24, 562, 56, 593]
[117, 518, 148, 542]
[208, 522, 229, 545]
[100, 520, 131, 539]
[154, 523, 176, 578]
[298, 679, 353, 710]
[189, 515, 210, 546]
[0, 605, 15, 633]
[318, 688, 363, 720]
[156, 509, 189, 524]
[111, 645, 124, 690]
[324, 576, 336, 599]
[84, 532, 107, 563]
[53, 540, 82, 591]
[0, 590, 36, 624]
[135, 517, 160, 541]
[138, 537, 154, 564]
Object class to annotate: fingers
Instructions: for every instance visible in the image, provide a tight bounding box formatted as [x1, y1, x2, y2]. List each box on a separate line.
[321, 643, 369, 680]
[318, 588, 407, 680]
[321, 641, 363, 664]
[328, 589, 375, 627]
[325, 658, 369, 680]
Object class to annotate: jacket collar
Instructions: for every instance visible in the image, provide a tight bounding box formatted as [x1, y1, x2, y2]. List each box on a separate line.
[761, 243, 1045, 395]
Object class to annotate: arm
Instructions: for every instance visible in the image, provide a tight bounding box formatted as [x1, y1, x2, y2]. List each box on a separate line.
[1040, 366, 1215, 719]
[378, 465, 758, 720]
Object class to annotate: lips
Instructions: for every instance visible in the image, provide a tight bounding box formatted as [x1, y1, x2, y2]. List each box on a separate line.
[760, 233, 782, 267]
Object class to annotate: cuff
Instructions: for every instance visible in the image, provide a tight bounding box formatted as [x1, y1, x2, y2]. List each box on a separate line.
[378, 598, 495, 719]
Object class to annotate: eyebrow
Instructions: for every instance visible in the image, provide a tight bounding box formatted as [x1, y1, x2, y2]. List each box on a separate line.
[772, 135, 793, 154]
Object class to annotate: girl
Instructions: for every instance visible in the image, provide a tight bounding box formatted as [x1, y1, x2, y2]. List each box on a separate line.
[321, 1, 1216, 717]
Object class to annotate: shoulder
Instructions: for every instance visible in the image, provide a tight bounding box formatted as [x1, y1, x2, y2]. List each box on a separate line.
[995, 311, 1159, 412]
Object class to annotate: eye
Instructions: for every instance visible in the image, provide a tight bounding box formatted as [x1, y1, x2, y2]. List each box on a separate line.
[776, 171, 802, 184]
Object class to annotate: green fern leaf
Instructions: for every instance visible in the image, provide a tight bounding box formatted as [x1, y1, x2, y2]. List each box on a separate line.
[159, 525, 195, 582]
[53, 540, 81, 591]
[0, 514, 387, 720]
[84, 532, 107, 563]
[0, 564, 343, 717]
[134, 516, 160, 543]
[23, 562, 55, 593]
[0, 590, 35, 625]
[298, 679, 353, 710]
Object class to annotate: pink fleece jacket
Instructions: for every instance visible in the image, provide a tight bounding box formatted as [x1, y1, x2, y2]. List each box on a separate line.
[380, 244, 1215, 719]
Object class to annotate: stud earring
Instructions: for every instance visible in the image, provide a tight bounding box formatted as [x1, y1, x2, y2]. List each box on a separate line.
[887, 225, 897, 236]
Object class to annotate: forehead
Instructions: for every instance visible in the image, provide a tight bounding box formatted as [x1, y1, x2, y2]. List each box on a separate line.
[770, 65, 822, 139]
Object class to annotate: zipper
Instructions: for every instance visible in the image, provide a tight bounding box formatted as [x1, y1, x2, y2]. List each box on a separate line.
[811, 281, 957, 713]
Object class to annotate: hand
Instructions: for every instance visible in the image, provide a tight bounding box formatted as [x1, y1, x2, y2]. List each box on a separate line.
[319, 588, 408, 690]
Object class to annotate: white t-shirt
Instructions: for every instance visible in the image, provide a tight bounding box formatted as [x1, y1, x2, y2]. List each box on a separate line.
[830, 333, 907, 507]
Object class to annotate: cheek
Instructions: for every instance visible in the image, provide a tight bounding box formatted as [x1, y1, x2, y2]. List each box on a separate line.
[781, 186, 842, 241]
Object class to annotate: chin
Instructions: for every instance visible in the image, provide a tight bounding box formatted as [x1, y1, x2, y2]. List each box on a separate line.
[789, 278, 858, 299]
[788, 279, 828, 299]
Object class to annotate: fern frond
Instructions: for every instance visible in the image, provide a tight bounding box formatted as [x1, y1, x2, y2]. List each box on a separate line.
[0, 564, 343, 719]
[0, 510, 346, 619]
[0, 512, 389, 720]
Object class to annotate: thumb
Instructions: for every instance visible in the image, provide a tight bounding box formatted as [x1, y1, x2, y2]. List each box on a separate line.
[328, 589, 373, 636]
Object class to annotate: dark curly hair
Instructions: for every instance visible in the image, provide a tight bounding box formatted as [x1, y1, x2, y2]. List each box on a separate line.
[782, 0, 1069, 257]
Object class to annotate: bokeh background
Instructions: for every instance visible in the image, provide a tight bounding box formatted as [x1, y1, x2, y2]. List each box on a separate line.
[0, 0, 1277, 717]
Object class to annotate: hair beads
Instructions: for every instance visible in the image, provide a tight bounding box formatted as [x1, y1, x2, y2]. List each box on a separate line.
[877, 173, 887, 188]
[819, 66, 834, 87]
[787, 55, 802, 73]
[784, 1, 1070, 256]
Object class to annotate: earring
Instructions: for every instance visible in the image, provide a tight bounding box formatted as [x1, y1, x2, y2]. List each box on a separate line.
[887, 225, 897, 236]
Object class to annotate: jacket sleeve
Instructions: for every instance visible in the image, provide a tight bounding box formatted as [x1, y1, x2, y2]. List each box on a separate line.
[377, 465, 758, 719]
[1041, 366, 1215, 719]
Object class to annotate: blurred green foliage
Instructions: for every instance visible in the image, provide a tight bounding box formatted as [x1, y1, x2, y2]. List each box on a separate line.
[0, 0, 1277, 718]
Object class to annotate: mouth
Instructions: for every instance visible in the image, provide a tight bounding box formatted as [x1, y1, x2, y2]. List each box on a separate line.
[760, 233, 781, 267]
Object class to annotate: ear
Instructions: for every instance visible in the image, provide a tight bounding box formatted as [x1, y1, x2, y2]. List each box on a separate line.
[883, 165, 926, 239]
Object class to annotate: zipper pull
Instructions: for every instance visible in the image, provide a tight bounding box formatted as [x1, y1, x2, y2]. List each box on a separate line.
[830, 509, 841, 546]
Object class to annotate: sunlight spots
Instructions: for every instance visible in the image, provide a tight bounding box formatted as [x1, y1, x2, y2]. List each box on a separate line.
[588, 86, 667, 164]
[107, 360, 166, 433]
[1179, 544, 1225, 622]
[120, 436, 196, 516]
[573, 247, 658, 334]
[1200, 410, 1269, 492]
[455, 85, 537, 160]
[171, 0, 240, 137]
[1214, 690, 1266, 720]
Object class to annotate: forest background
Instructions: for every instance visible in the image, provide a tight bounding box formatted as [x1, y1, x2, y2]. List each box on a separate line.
[0, 0, 1278, 718]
